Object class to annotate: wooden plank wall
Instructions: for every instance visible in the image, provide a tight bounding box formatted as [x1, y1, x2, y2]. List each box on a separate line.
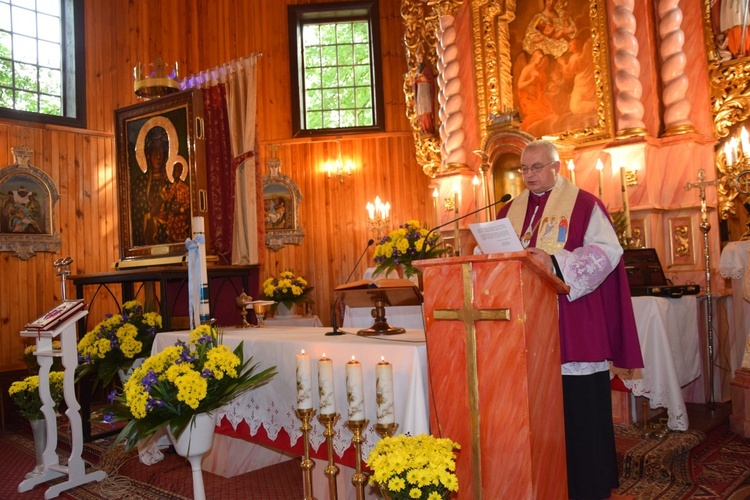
[0, 0, 431, 371]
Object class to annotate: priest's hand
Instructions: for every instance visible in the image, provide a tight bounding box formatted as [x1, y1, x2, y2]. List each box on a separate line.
[526, 247, 554, 274]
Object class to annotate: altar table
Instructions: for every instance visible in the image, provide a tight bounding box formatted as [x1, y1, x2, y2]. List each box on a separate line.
[152, 327, 429, 471]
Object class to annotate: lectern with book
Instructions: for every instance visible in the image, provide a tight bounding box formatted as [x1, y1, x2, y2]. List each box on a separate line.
[334, 278, 422, 335]
[414, 252, 569, 499]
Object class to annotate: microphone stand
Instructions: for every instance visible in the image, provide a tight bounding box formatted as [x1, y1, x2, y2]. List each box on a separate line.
[419, 194, 511, 261]
[326, 239, 375, 336]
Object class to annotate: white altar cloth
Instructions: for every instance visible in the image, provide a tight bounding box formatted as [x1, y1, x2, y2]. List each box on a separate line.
[152, 327, 429, 461]
[720, 240, 750, 374]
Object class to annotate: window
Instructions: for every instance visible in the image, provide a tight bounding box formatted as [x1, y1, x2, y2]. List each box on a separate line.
[0, 0, 85, 128]
[288, 1, 384, 137]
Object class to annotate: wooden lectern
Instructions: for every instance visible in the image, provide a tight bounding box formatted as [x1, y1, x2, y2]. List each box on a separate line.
[414, 252, 570, 499]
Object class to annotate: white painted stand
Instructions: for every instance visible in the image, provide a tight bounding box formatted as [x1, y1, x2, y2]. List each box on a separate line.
[18, 309, 107, 498]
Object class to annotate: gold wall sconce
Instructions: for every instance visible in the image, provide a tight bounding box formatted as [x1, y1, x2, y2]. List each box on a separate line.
[324, 138, 354, 184]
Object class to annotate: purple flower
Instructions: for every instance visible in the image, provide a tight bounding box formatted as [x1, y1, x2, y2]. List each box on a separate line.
[107, 390, 118, 405]
[201, 369, 213, 378]
[140, 370, 158, 391]
[145, 398, 164, 412]
[102, 412, 115, 428]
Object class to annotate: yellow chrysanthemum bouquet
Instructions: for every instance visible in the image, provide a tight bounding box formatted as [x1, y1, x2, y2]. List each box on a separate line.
[373, 221, 448, 279]
[261, 270, 314, 313]
[8, 372, 65, 421]
[98, 325, 277, 450]
[76, 300, 163, 387]
[366, 434, 460, 500]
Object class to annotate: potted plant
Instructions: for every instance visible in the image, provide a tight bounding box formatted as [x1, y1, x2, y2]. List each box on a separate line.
[76, 300, 163, 387]
[260, 270, 314, 316]
[366, 433, 460, 500]
[8, 372, 65, 475]
[373, 220, 449, 279]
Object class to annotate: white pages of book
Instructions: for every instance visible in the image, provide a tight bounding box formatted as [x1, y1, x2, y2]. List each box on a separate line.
[469, 218, 524, 254]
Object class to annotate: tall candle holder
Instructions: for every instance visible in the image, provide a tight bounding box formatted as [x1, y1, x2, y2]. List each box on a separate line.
[345, 419, 369, 500]
[318, 413, 341, 500]
[295, 408, 317, 500]
[373, 422, 398, 439]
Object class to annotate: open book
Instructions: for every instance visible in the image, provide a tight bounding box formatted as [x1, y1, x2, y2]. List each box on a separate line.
[25, 299, 86, 331]
[469, 218, 524, 254]
[335, 278, 416, 291]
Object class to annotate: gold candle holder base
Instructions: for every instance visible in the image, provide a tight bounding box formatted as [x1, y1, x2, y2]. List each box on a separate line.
[345, 419, 369, 500]
[295, 408, 317, 500]
[373, 422, 398, 439]
[318, 413, 340, 500]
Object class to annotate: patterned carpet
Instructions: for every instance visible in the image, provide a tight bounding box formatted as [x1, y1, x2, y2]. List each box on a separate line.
[615, 422, 750, 499]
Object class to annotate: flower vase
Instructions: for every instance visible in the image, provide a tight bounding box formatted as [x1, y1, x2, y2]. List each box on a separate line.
[276, 302, 298, 317]
[166, 412, 216, 500]
[117, 357, 145, 386]
[27, 419, 46, 478]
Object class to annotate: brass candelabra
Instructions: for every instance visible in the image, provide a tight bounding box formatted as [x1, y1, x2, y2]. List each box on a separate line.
[318, 413, 340, 500]
[373, 422, 398, 439]
[345, 419, 369, 500]
[295, 408, 317, 500]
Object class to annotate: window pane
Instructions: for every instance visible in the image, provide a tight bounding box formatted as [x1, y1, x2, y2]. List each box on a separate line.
[336, 23, 352, 44]
[37, 0, 60, 16]
[304, 67, 321, 90]
[38, 40, 60, 68]
[12, 6, 36, 38]
[357, 108, 373, 126]
[0, 4, 10, 31]
[320, 45, 336, 67]
[16, 89, 37, 111]
[12, 0, 36, 10]
[337, 44, 353, 66]
[303, 45, 321, 68]
[0, 58, 11, 85]
[305, 88, 321, 110]
[39, 93, 60, 115]
[319, 24, 336, 45]
[0, 31, 10, 57]
[352, 22, 368, 43]
[13, 33, 37, 64]
[340, 109, 356, 127]
[0, 87, 11, 107]
[39, 66, 60, 95]
[354, 65, 371, 86]
[14, 61, 37, 90]
[322, 88, 339, 110]
[38, 13, 60, 43]
[302, 24, 319, 45]
[323, 109, 340, 128]
[340, 86, 355, 108]
[355, 87, 372, 108]
[338, 66, 354, 86]
[321, 66, 337, 87]
[306, 110, 322, 129]
[353, 43, 370, 64]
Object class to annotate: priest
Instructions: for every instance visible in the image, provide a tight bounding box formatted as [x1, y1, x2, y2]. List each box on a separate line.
[497, 139, 643, 500]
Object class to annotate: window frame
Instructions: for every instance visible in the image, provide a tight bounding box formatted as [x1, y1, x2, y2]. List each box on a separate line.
[0, 0, 86, 128]
[288, 0, 384, 138]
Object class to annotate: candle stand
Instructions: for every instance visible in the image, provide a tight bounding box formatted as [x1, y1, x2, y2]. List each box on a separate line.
[373, 422, 398, 439]
[295, 408, 317, 500]
[318, 413, 341, 500]
[345, 419, 369, 500]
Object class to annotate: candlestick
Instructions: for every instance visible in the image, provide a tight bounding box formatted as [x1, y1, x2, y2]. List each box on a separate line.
[346, 356, 365, 420]
[317, 354, 336, 415]
[318, 412, 340, 500]
[296, 350, 313, 410]
[620, 167, 632, 240]
[596, 160, 604, 200]
[472, 176, 480, 221]
[453, 190, 460, 256]
[345, 419, 369, 500]
[567, 159, 576, 186]
[375, 356, 395, 425]
[295, 408, 317, 500]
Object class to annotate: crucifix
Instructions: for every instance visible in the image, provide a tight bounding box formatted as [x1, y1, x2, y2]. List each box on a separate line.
[684, 168, 719, 406]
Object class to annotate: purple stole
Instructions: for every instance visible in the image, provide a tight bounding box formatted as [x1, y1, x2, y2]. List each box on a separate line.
[498, 189, 644, 369]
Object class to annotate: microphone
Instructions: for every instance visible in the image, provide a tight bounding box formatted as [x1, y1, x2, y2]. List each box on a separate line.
[419, 194, 512, 260]
[326, 238, 376, 336]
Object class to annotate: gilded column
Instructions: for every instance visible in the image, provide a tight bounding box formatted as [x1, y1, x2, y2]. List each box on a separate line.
[657, 0, 695, 135]
[431, 0, 467, 172]
[612, 0, 646, 138]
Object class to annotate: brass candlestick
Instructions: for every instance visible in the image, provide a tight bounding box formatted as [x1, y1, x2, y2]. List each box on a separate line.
[235, 292, 253, 328]
[345, 419, 369, 500]
[318, 413, 340, 500]
[295, 408, 317, 500]
[373, 422, 398, 439]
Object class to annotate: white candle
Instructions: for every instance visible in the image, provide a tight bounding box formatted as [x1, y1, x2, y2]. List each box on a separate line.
[317, 353, 336, 415]
[619, 167, 632, 239]
[296, 350, 313, 410]
[375, 356, 395, 424]
[567, 159, 576, 186]
[432, 188, 439, 227]
[191, 216, 210, 325]
[345, 356, 365, 420]
[596, 159, 604, 200]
